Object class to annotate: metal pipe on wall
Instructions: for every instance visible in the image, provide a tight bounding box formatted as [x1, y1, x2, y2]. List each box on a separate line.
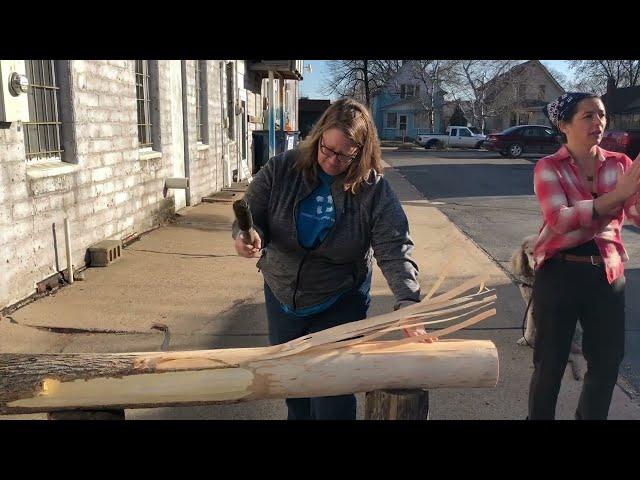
[64, 218, 73, 284]
[268, 70, 275, 158]
[180, 60, 191, 206]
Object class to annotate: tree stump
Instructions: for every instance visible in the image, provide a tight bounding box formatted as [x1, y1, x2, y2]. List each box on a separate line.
[365, 389, 429, 420]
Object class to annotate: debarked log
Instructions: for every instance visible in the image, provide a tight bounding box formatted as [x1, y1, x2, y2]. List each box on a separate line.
[0, 339, 498, 414]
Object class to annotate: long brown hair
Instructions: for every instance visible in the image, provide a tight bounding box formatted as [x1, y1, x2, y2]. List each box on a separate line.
[296, 97, 383, 194]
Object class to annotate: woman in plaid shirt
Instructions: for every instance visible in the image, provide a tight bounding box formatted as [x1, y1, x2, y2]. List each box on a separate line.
[528, 92, 640, 419]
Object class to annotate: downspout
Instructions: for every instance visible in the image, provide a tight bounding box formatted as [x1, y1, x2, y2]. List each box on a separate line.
[180, 60, 191, 206]
[279, 75, 286, 134]
[268, 70, 275, 158]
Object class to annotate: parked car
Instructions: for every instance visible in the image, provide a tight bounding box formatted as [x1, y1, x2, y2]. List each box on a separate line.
[483, 125, 561, 158]
[415, 126, 486, 149]
[599, 129, 640, 159]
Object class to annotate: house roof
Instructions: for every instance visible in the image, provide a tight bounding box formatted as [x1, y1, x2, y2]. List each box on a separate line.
[380, 97, 424, 111]
[483, 60, 566, 96]
[602, 85, 640, 114]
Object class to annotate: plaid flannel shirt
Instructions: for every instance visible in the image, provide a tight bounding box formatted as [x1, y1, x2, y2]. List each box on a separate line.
[533, 145, 640, 284]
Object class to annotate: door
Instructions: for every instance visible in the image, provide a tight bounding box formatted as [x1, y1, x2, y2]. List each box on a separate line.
[521, 127, 543, 153]
[457, 127, 474, 147]
[169, 60, 186, 210]
[399, 114, 408, 139]
[448, 128, 457, 147]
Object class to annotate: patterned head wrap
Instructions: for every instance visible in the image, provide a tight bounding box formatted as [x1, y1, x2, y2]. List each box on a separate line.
[543, 92, 597, 127]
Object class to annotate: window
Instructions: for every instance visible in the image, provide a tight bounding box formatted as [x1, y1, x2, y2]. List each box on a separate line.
[400, 84, 416, 99]
[226, 62, 235, 140]
[24, 60, 63, 162]
[522, 128, 538, 137]
[459, 128, 472, 137]
[386, 112, 398, 128]
[543, 128, 555, 137]
[135, 60, 153, 148]
[538, 84, 546, 100]
[195, 60, 208, 143]
[450, 128, 458, 136]
[517, 83, 526, 98]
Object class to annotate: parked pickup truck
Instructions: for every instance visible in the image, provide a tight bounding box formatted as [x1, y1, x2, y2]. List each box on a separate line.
[415, 126, 486, 149]
[599, 129, 640, 160]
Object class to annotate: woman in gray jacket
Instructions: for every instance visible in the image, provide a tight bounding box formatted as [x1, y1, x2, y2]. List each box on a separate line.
[233, 98, 428, 420]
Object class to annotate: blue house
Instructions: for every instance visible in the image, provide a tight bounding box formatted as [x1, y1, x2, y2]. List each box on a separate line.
[371, 61, 446, 141]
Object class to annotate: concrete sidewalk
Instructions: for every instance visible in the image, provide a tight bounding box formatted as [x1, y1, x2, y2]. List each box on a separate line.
[2, 160, 639, 420]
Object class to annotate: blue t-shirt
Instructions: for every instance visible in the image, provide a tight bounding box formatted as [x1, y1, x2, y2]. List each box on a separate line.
[296, 170, 336, 249]
[281, 170, 342, 316]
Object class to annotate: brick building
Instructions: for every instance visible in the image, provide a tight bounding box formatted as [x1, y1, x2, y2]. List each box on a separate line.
[0, 60, 302, 309]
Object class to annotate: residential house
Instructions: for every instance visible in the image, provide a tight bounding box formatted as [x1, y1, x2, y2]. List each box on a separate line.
[602, 83, 640, 130]
[371, 61, 445, 141]
[481, 60, 565, 133]
[0, 59, 302, 311]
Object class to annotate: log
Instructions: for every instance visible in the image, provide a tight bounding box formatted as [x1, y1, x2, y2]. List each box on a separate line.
[365, 389, 429, 420]
[0, 275, 499, 415]
[0, 340, 497, 415]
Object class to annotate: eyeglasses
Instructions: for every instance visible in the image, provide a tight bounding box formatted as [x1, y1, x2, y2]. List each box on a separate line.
[319, 139, 360, 164]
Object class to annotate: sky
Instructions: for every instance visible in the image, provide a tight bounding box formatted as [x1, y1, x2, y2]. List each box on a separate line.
[299, 60, 575, 100]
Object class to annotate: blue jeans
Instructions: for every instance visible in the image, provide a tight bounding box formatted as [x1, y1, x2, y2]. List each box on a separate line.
[264, 274, 371, 420]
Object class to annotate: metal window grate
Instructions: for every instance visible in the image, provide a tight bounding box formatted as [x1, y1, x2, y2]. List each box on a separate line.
[135, 60, 153, 148]
[24, 60, 63, 162]
[226, 62, 235, 140]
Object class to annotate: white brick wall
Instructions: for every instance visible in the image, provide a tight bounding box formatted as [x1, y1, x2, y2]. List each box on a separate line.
[1, 59, 275, 309]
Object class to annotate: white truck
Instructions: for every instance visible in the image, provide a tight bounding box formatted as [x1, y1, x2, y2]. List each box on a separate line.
[415, 126, 486, 149]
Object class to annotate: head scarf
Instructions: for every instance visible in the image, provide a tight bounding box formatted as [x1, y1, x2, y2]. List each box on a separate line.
[543, 92, 597, 127]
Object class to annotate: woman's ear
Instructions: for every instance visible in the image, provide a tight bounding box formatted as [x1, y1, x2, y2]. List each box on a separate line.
[558, 120, 569, 137]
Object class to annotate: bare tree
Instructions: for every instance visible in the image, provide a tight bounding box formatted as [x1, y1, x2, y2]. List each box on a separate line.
[569, 60, 640, 94]
[544, 66, 570, 91]
[404, 60, 461, 132]
[450, 60, 522, 133]
[323, 60, 401, 109]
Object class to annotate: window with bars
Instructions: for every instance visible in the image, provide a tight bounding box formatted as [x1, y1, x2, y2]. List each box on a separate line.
[135, 60, 153, 148]
[195, 60, 208, 143]
[24, 60, 63, 162]
[226, 62, 235, 140]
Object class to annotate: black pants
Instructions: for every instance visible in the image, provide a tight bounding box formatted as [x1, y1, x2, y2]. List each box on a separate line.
[264, 276, 371, 420]
[528, 258, 625, 420]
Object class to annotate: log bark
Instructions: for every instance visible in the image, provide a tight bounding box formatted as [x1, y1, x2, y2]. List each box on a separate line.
[365, 389, 429, 420]
[0, 340, 498, 414]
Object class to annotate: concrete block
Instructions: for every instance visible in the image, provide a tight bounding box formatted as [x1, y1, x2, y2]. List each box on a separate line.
[88, 239, 123, 267]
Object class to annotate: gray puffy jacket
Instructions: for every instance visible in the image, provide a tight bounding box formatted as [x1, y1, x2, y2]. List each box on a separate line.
[233, 149, 420, 311]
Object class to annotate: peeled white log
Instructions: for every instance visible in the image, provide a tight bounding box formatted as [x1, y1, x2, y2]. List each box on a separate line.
[0, 275, 499, 414]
